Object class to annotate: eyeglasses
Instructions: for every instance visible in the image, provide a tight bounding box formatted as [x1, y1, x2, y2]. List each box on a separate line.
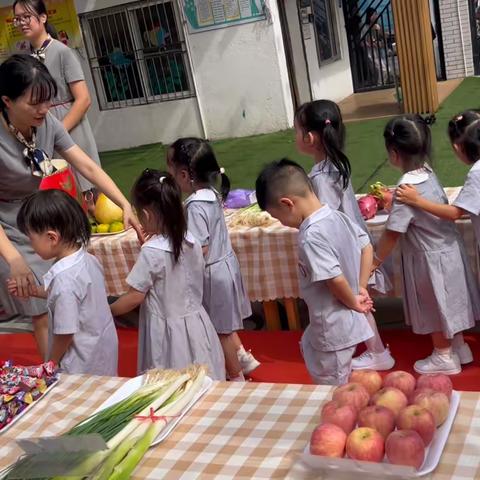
[13, 15, 35, 27]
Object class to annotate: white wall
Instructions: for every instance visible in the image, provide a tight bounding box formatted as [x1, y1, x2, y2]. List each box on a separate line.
[301, 4, 354, 102]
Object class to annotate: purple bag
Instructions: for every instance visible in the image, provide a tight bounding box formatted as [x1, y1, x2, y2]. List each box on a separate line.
[225, 189, 254, 209]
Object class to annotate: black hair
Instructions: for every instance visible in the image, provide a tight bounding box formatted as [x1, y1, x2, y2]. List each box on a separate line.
[383, 114, 436, 168]
[13, 0, 58, 39]
[168, 138, 231, 201]
[366, 7, 377, 25]
[132, 170, 186, 263]
[447, 110, 480, 164]
[255, 158, 312, 211]
[17, 189, 91, 248]
[0, 54, 57, 109]
[295, 100, 351, 189]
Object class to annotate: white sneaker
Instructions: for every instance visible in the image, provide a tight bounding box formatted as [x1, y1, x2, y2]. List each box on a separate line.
[237, 347, 260, 375]
[453, 342, 473, 365]
[414, 351, 461, 375]
[351, 347, 395, 371]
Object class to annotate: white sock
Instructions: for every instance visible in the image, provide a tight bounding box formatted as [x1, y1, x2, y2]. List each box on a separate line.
[237, 345, 246, 356]
[435, 347, 452, 357]
[229, 371, 245, 382]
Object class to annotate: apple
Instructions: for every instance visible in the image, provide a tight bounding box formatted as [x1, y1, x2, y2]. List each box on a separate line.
[383, 371, 416, 399]
[310, 423, 347, 457]
[332, 383, 370, 412]
[371, 387, 408, 418]
[396, 405, 436, 446]
[416, 374, 453, 399]
[385, 430, 425, 470]
[321, 400, 357, 434]
[411, 388, 450, 427]
[346, 427, 385, 463]
[349, 370, 383, 396]
[358, 405, 395, 439]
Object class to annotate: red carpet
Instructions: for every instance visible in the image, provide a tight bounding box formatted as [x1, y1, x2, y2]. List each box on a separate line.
[2, 329, 480, 391]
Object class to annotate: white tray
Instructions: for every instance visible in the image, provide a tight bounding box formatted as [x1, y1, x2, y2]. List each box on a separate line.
[301, 390, 460, 478]
[0, 376, 59, 434]
[91, 374, 213, 446]
[366, 212, 390, 226]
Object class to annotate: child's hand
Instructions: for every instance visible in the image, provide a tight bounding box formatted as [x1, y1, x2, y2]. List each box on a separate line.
[359, 287, 376, 313]
[6, 278, 18, 296]
[353, 294, 374, 314]
[396, 184, 420, 205]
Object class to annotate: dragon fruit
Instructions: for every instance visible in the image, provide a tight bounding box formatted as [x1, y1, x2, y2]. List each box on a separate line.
[369, 182, 394, 212]
[358, 195, 378, 220]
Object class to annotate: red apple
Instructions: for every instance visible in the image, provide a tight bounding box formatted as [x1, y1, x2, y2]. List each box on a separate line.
[371, 387, 408, 418]
[396, 405, 436, 446]
[358, 405, 395, 439]
[346, 427, 385, 463]
[385, 430, 425, 470]
[411, 388, 450, 427]
[416, 374, 453, 399]
[321, 400, 357, 434]
[349, 370, 383, 396]
[310, 423, 347, 457]
[383, 371, 416, 399]
[332, 383, 370, 412]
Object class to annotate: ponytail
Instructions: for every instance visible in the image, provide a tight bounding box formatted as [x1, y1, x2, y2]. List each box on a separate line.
[132, 170, 186, 263]
[45, 22, 58, 40]
[295, 100, 351, 190]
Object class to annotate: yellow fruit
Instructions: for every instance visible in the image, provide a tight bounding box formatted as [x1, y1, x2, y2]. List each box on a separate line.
[94, 194, 123, 224]
[91, 225, 98, 234]
[97, 224, 110, 234]
[109, 221, 124, 233]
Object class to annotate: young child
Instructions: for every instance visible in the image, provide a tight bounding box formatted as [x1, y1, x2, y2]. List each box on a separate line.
[374, 114, 480, 374]
[295, 99, 394, 371]
[396, 110, 480, 366]
[110, 170, 226, 381]
[167, 138, 259, 381]
[255, 159, 374, 385]
[13, 189, 118, 375]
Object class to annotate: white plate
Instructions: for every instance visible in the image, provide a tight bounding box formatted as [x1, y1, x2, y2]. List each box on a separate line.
[301, 390, 460, 478]
[90, 374, 213, 446]
[0, 376, 59, 434]
[366, 212, 390, 226]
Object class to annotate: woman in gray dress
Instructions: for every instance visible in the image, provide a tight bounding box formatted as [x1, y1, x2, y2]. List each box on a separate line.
[373, 115, 480, 375]
[13, 0, 102, 196]
[0, 54, 142, 359]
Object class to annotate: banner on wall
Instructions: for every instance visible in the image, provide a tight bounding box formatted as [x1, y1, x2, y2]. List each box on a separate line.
[0, 0, 82, 62]
[183, 0, 266, 33]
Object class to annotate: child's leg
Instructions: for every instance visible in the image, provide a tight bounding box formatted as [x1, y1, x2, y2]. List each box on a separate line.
[219, 333, 244, 381]
[431, 331, 451, 350]
[232, 332, 242, 349]
[32, 313, 48, 361]
[233, 331, 261, 374]
[364, 312, 386, 353]
[451, 332, 473, 364]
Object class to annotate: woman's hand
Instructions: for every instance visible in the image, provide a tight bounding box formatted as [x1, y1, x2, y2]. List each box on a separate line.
[123, 204, 145, 243]
[8, 254, 35, 298]
[396, 184, 420, 205]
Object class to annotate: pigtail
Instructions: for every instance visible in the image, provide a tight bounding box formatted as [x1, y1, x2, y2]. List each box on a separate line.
[322, 122, 351, 189]
[448, 110, 480, 164]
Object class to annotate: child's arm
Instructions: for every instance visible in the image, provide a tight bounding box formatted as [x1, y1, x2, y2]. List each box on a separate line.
[373, 230, 401, 271]
[49, 334, 74, 364]
[327, 275, 373, 313]
[396, 184, 465, 221]
[359, 243, 374, 289]
[110, 287, 146, 317]
[6, 279, 47, 298]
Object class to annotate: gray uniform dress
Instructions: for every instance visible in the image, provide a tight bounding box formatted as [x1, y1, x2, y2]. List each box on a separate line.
[298, 205, 374, 385]
[127, 233, 226, 380]
[387, 166, 480, 338]
[185, 189, 252, 334]
[0, 113, 74, 316]
[453, 161, 480, 244]
[42, 39, 101, 192]
[44, 248, 118, 375]
[309, 161, 392, 293]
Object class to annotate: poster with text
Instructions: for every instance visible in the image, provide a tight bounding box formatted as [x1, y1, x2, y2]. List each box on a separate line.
[183, 0, 265, 33]
[0, 0, 82, 63]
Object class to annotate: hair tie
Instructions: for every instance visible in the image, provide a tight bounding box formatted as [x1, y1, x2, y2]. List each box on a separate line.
[219, 167, 225, 174]
[325, 119, 331, 126]
[456, 115, 463, 122]
[159, 176, 166, 184]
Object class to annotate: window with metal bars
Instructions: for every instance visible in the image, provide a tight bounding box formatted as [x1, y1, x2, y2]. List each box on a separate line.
[79, 0, 195, 110]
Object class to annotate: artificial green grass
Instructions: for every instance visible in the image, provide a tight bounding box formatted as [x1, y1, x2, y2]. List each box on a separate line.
[100, 77, 480, 196]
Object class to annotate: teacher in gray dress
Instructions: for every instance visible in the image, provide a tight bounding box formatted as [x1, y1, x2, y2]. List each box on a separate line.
[0, 54, 142, 360]
[13, 0, 102, 197]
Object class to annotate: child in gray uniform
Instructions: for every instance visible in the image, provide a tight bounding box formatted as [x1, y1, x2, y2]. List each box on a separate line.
[374, 115, 480, 375]
[396, 110, 480, 367]
[110, 170, 226, 381]
[12, 190, 118, 375]
[294, 99, 394, 371]
[168, 138, 259, 381]
[255, 159, 374, 385]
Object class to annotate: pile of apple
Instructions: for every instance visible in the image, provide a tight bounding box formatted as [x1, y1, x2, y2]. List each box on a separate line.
[310, 370, 453, 470]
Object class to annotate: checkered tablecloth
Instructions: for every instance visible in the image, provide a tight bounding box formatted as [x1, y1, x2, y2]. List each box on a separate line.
[1, 375, 479, 479]
[89, 187, 479, 302]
